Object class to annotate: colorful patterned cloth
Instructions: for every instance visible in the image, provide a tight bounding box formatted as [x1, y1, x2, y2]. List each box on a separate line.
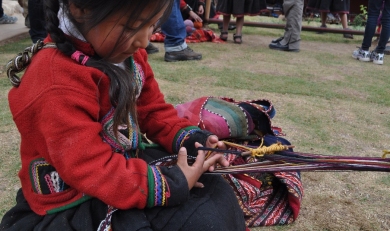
[222, 135, 303, 226]
[150, 28, 226, 43]
[176, 97, 304, 227]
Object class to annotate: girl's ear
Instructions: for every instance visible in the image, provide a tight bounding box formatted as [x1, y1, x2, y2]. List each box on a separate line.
[68, 3, 88, 23]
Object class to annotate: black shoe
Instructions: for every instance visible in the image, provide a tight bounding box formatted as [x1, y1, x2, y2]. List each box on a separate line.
[271, 36, 284, 44]
[164, 47, 202, 62]
[343, 33, 354, 39]
[145, 43, 159, 54]
[343, 28, 353, 39]
[269, 42, 299, 52]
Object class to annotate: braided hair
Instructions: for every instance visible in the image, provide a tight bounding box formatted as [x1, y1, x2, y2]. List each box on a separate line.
[43, 0, 173, 135]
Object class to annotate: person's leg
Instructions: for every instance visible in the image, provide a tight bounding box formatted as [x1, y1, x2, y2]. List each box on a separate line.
[375, 0, 390, 53]
[284, 0, 303, 50]
[352, 0, 383, 62]
[371, 0, 390, 64]
[340, 13, 348, 28]
[0, 0, 3, 17]
[316, 11, 328, 34]
[144, 175, 246, 231]
[219, 14, 230, 41]
[270, 0, 302, 51]
[161, 0, 187, 51]
[340, 13, 353, 39]
[235, 16, 243, 35]
[222, 14, 230, 32]
[28, 0, 46, 43]
[320, 11, 327, 27]
[233, 16, 244, 44]
[161, 0, 201, 61]
[361, 0, 383, 50]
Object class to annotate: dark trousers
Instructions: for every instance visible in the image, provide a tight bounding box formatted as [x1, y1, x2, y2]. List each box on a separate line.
[28, 0, 46, 43]
[362, 0, 390, 53]
[0, 0, 4, 17]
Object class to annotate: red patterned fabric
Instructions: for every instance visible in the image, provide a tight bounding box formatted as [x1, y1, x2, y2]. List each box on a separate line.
[223, 153, 303, 227]
[150, 28, 225, 43]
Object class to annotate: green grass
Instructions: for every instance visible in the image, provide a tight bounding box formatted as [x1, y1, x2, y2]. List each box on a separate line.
[0, 21, 390, 230]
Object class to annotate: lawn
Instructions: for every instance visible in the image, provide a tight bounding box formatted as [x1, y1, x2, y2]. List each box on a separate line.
[1, 18, 389, 230]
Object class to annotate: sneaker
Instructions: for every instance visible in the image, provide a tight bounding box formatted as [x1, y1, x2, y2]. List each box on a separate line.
[164, 47, 202, 62]
[371, 50, 384, 65]
[0, 14, 18, 24]
[145, 43, 159, 54]
[352, 47, 371, 62]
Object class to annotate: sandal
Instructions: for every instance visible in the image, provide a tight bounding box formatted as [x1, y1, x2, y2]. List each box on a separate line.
[220, 31, 228, 41]
[343, 28, 354, 39]
[233, 34, 242, 44]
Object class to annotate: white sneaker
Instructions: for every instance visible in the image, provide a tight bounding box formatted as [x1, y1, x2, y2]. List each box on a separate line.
[371, 51, 384, 65]
[352, 47, 371, 62]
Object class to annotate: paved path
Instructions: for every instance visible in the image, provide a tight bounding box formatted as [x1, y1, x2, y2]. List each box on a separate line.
[0, 13, 29, 44]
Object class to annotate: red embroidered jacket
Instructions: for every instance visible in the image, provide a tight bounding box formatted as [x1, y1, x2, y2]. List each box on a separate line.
[8, 36, 197, 215]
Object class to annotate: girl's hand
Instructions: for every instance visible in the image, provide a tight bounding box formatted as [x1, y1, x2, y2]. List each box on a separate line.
[177, 143, 226, 189]
[204, 135, 229, 171]
[197, 5, 204, 15]
[189, 11, 203, 22]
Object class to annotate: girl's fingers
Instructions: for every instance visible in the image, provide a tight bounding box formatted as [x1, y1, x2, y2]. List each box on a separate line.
[194, 182, 204, 188]
[204, 153, 229, 171]
[193, 142, 206, 168]
[177, 147, 189, 168]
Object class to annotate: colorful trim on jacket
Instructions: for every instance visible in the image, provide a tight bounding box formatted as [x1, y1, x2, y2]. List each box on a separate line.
[147, 165, 170, 207]
[100, 57, 144, 155]
[29, 158, 92, 214]
[101, 107, 139, 154]
[29, 158, 70, 194]
[172, 126, 202, 153]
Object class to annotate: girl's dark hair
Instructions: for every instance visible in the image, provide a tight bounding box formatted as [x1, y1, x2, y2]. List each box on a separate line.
[44, 0, 173, 135]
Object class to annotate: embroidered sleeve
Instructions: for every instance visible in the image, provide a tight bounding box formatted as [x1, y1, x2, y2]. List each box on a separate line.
[147, 165, 189, 207]
[173, 127, 213, 157]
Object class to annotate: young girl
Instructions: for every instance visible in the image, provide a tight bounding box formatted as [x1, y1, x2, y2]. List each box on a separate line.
[216, 0, 267, 44]
[0, 0, 247, 230]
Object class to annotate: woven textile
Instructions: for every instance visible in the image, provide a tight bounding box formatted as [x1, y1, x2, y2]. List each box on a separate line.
[176, 96, 276, 139]
[176, 97, 303, 227]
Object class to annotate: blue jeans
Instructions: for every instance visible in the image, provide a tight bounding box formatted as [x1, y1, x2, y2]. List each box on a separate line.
[362, 0, 390, 53]
[161, 0, 188, 52]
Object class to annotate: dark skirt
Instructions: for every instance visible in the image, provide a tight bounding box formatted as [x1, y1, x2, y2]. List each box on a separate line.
[0, 149, 247, 231]
[216, 0, 267, 17]
[307, 0, 351, 13]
